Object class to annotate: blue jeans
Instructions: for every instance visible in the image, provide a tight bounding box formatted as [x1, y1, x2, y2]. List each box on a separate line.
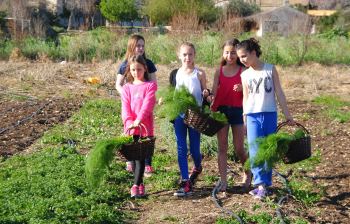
[174, 115, 202, 180]
[246, 112, 277, 187]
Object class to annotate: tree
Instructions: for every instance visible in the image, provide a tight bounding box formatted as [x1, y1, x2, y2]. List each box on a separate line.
[99, 0, 138, 23]
[0, 11, 6, 37]
[226, 0, 260, 17]
[143, 0, 219, 25]
[143, 0, 172, 26]
[64, 0, 100, 30]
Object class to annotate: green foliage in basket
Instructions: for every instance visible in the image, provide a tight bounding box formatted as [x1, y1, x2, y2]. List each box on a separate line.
[85, 136, 133, 188]
[245, 129, 306, 169]
[202, 105, 228, 124]
[157, 86, 228, 125]
[157, 86, 199, 120]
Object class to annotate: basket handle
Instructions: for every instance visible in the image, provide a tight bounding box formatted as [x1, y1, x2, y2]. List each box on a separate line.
[276, 121, 310, 135]
[125, 122, 149, 137]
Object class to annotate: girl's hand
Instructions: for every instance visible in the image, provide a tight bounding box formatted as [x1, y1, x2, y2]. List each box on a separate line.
[233, 84, 242, 92]
[133, 119, 141, 127]
[286, 117, 295, 126]
[202, 89, 210, 98]
[206, 95, 214, 103]
[128, 120, 141, 130]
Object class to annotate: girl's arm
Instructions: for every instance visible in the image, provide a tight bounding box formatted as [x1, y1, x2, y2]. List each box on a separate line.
[116, 74, 125, 95]
[209, 68, 220, 102]
[136, 82, 157, 124]
[272, 66, 293, 122]
[242, 79, 249, 125]
[198, 69, 208, 96]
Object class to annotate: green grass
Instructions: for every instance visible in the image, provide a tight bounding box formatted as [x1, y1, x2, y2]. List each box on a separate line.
[202, 174, 219, 186]
[312, 95, 350, 123]
[0, 146, 132, 223]
[40, 99, 123, 149]
[277, 149, 323, 206]
[0, 98, 136, 223]
[216, 210, 275, 224]
[1, 29, 350, 65]
[288, 179, 323, 205]
[144, 153, 179, 192]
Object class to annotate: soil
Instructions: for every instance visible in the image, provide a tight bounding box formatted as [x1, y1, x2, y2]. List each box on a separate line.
[0, 61, 349, 223]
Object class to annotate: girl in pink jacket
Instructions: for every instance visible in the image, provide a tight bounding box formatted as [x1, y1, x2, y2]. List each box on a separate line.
[121, 55, 157, 198]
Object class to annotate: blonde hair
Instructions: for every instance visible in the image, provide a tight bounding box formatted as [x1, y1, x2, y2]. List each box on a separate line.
[178, 42, 196, 66]
[124, 34, 146, 60]
[178, 42, 196, 55]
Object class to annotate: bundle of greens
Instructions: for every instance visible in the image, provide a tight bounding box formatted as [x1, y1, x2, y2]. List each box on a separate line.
[202, 105, 228, 124]
[157, 86, 228, 124]
[247, 128, 307, 169]
[85, 136, 133, 188]
[156, 86, 199, 120]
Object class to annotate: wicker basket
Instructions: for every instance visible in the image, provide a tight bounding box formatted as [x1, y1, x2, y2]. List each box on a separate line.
[119, 124, 155, 161]
[277, 122, 311, 164]
[184, 109, 225, 137]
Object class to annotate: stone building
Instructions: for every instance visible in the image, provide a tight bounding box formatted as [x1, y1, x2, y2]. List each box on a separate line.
[214, 0, 309, 11]
[243, 5, 312, 36]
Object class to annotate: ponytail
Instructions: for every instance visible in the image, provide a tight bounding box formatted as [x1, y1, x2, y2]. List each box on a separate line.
[236, 38, 262, 58]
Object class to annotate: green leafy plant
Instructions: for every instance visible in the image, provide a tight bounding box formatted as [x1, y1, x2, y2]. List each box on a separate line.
[312, 95, 350, 123]
[246, 129, 306, 169]
[202, 105, 228, 124]
[99, 0, 138, 23]
[85, 136, 133, 188]
[156, 86, 199, 120]
[157, 86, 228, 124]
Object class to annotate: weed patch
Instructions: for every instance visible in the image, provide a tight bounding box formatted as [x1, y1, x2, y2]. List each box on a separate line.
[0, 98, 134, 223]
[0, 146, 130, 223]
[312, 95, 350, 123]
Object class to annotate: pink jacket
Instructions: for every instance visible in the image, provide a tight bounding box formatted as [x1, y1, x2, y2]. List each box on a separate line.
[121, 81, 157, 137]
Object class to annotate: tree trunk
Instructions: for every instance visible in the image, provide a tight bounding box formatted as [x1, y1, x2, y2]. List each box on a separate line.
[67, 9, 74, 31]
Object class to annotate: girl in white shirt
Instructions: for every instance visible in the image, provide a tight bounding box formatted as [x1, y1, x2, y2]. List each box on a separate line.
[237, 38, 294, 200]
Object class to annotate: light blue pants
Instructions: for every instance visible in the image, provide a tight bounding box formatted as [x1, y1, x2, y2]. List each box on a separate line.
[246, 112, 277, 187]
[174, 116, 202, 180]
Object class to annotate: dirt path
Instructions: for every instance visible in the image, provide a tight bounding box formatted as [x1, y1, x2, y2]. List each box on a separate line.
[135, 100, 350, 224]
[0, 61, 349, 223]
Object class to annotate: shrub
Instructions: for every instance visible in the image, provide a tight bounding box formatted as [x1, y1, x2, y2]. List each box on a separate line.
[99, 0, 138, 23]
[143, 0, 219, 26]
[226, 0, 260, 17]
[0, 39, 14, 60]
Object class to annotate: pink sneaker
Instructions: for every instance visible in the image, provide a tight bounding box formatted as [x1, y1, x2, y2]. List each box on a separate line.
[144, 165, 154, 177]
[130, 185, 138, 198]
[138, 184, 145, 197]
[126, 161, 133, 173]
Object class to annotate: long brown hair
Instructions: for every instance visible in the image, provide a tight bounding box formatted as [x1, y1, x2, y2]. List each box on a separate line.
[220, 38, 244, 67]
[124, 34, 146, 60]
[125, 55, 150, 83]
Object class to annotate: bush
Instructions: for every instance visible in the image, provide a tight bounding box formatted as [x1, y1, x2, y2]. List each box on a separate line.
[143, 0, 220, 26]
[99, 0, 138, 22]
[226, 0, 260, 17]
[58, 28, 127, 62]
[318, 27, 349, 39]
[20, 37, 61, 60]
[0, 39, 14, 60]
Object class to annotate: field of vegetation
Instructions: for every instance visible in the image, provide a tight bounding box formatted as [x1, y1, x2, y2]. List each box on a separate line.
[1, 28, 350, 66]
[0, 30, 349, 223]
